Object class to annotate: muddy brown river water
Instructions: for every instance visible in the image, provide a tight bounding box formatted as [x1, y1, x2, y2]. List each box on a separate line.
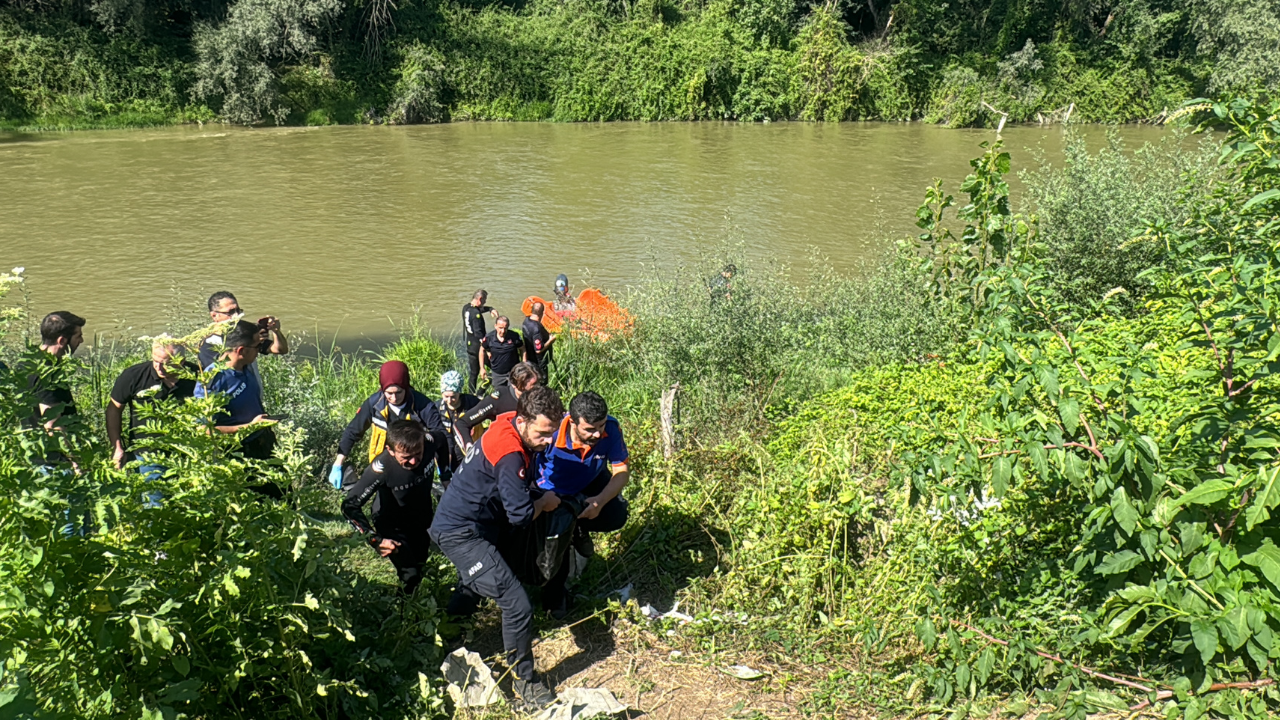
[0, 122, 1170, 347]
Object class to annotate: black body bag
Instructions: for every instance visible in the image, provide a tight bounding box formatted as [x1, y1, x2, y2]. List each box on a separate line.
[501, 494, 586, 586]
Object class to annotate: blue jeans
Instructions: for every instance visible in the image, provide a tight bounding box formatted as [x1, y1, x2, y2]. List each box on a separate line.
[135, 452, 165, 508]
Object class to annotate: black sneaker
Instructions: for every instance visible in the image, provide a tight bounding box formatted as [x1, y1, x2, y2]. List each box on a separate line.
[572, 527, 595, 559]
[513, 677, 557, 710]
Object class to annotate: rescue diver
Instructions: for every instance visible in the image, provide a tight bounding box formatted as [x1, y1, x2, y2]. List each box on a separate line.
[342, 419, 435, 595]
[453, 361, 542, 448]
[329, 360, 450, 490]
[552, 273, 576, 314]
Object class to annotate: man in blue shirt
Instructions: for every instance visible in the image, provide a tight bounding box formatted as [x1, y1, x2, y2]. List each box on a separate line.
[195, 321, 281, 496]
[534, 391, 630, 618]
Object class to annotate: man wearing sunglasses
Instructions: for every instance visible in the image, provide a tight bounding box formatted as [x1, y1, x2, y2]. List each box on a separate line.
[197, 291, 288, 383]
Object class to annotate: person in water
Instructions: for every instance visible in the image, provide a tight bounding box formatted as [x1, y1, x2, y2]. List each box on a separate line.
[329, 360, 450, 491]
[553, 274, 576, 315]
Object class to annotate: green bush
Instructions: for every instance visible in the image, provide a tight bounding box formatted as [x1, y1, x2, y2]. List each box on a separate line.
[1022, 128, 1222, 311]
[0, 279, 446, 718]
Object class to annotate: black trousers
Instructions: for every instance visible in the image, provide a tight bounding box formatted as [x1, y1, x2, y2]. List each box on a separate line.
[466, 351, 482, 394]
[239, 427, 284, 499]
[542, 470, 629, 607]
[431, 527, 536, 682]
[380, 523, 433, 595]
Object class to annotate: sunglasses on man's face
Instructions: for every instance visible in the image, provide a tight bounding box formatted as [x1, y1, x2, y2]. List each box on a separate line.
[213, 307, 242, 316]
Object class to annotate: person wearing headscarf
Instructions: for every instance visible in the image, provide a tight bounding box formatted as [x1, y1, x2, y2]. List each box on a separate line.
[438, 370, 481, 472]
[329, 360, 450, 490]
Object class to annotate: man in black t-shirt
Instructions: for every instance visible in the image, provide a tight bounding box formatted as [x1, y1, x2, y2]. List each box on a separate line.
[25, 311, 86, 466]
[462, 289, 495, 393]
[522, 302, 556, 376]
[480, 316, 524, 390]
[106, 340, 198, 469]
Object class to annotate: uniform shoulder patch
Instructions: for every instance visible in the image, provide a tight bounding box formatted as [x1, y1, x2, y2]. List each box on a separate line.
[371, 459, 384, 473]
[489, 391, 501, 400]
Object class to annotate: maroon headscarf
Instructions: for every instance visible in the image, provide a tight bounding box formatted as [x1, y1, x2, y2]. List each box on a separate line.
[379, 360, 411, 393]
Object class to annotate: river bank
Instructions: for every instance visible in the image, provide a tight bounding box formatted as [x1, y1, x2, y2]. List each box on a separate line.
[4, 98, 1280, 718]
[4, 1, 1274, 131]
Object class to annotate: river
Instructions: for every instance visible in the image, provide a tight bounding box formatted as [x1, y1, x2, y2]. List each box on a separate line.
[0, 122, 1169, 347]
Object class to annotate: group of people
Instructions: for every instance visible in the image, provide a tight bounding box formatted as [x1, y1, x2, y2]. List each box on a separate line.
[19, 284, 625, 710]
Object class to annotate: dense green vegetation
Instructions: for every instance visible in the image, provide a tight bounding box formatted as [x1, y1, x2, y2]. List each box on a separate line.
[1, 0, 1278, 128]
[5, 96, 1280, 718]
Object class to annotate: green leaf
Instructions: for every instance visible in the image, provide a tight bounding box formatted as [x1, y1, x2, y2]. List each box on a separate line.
[991, 456, 1011, 498]
[1242, 540, 1280, 590]
[1217, 606, 1250, 650]
[1111, 486, 1139, 536]
[1106, 604, 1144, 638]
[1245, 466, 1280, 531]
[915, 617, 937, 649]
[1096, 550, 1143, 576]
[172, 655, 190, 677]
[1059, 398, 1080, 435]
[1243, 188, 1280, 211]
[1174, 479, 1234, 507]
[1190, 618, 1218, 664]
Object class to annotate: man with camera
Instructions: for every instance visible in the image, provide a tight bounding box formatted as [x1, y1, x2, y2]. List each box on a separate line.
[198, 291, 288, 385]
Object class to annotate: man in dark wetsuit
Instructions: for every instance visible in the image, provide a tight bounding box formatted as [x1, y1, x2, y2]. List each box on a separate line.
[343, 420, 435, 595]
[453, 362, 542, 449]
[462, 289, 495, 393]
[522, 302, 556, 377]
[429, 385, 565, 710]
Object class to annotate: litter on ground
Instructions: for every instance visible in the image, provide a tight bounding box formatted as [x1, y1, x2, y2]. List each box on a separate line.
[535, 687, 628, 720]
[440, 647, 500, 707]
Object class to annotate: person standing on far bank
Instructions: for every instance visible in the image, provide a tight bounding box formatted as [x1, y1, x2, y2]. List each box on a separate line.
[522, 302, 556, 377]
[480, 316, 524, 390]
[198, 291, 288, 385]
[462, 290, 496, 393]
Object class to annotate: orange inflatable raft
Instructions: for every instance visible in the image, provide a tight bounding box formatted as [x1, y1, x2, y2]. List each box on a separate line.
[522, 289, 632, 341]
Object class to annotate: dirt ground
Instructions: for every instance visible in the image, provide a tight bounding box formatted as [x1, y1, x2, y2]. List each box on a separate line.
[451, 606, 864, 720]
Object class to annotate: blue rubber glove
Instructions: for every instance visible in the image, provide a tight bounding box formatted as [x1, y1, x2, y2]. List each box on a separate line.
[328, 463, 344, 490]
